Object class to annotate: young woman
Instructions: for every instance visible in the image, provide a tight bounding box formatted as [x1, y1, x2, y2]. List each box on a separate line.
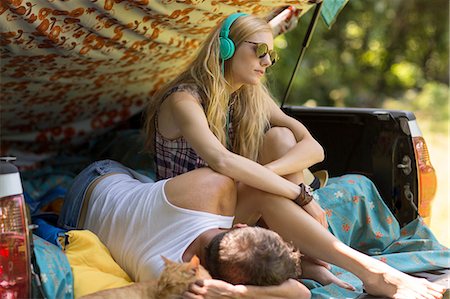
[145, 12, 327, 228]
[144, 14, 445, 299]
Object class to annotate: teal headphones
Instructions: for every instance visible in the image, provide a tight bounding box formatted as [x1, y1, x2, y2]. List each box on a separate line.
[219, 12, 248, 61]
[219, 13, 248, 149]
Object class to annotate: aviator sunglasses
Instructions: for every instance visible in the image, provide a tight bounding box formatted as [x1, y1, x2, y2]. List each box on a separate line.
[244, 41, 279, 66]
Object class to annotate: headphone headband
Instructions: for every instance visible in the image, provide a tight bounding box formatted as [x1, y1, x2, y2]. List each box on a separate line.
[220, 12, 248, 38]
[219, 12, 248, 63]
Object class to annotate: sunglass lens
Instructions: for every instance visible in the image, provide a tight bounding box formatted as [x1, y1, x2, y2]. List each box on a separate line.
[270, 51, 279, 65]
[252, 42, 279, 66]
[256, 43, 268, 58]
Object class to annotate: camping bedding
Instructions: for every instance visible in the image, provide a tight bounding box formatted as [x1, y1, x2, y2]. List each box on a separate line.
[309, 175, 449, 298]
[33, 235, 73, 299]
[62, 230, 133, 298]
[28, 161, 449, 299]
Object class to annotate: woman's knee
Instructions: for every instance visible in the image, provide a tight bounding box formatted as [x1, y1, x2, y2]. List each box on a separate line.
[264, 127, 296, 148]
[260, 127, 296, 164]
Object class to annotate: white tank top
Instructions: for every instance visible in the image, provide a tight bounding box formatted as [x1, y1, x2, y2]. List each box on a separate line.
[83, 174, 234, 282]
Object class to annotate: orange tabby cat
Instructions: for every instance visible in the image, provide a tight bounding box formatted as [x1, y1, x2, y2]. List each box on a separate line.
[80, 255, 211, 299]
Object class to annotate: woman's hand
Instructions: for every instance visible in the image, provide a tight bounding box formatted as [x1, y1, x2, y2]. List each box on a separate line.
[302, 199, 328, 229]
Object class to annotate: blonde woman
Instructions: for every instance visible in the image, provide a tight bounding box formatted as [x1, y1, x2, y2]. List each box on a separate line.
[145, 14, 445, 299]
[145, 13, 327, 227]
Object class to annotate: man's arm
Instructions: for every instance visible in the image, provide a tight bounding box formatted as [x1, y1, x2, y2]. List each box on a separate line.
[182, 278, 311, 299]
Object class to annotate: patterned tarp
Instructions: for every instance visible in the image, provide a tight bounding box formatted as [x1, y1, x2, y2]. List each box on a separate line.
[1, 0, 325, 156]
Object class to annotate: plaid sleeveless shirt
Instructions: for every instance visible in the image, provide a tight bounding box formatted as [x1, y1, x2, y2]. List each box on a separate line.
[154, 84, 235, 180]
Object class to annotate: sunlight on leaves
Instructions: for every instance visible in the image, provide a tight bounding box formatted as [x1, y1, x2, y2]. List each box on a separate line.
[345, 21, 363, 39]
[274, 35, 288, 49]
[389, 62, 423, 88]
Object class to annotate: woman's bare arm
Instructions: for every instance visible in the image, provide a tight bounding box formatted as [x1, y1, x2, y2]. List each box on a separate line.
[168, 91, 300, 200]
[164, 92, 327, 227]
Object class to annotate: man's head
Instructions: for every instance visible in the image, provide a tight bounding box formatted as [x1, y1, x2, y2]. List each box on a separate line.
[205, 226, 301, 286]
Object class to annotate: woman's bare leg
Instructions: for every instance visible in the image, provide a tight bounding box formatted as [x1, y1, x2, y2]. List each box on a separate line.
[235, 187, 445, 299]
[258, 126, 304, 183]
[234, 127, 306, 224]
[236, 127, 444, 298]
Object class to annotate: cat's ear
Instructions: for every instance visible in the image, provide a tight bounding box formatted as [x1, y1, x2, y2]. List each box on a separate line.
[161, 255, 174, 266]
[189, 255, 200, 268]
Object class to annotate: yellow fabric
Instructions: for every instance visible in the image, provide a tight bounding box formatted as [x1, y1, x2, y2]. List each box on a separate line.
[63, 230, 133, 298]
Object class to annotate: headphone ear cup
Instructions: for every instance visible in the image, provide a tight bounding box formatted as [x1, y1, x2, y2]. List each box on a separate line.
[219, 37, 235, 61]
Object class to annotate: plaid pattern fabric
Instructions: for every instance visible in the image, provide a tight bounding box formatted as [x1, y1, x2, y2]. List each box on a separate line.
[155, 130, 207, 180]
[155, 84, 236, 180]
[155, 84, 207, 180]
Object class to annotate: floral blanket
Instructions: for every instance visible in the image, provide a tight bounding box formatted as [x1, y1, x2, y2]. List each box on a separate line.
[308, 174, 449, 298]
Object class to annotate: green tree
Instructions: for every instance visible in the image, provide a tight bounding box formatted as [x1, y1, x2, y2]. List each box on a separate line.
[268, 0, 449, 124]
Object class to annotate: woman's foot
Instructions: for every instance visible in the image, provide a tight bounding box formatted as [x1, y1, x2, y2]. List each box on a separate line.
[362, 266, 446, 299]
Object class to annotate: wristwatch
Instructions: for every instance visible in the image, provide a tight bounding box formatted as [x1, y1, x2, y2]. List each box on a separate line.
[294, 183, 314, 207]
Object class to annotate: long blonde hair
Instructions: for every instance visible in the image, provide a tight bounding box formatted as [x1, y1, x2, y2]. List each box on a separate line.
[144, 15, 273, 161]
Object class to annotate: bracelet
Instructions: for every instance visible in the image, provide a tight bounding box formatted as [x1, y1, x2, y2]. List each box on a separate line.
[294, 183, 314, 207]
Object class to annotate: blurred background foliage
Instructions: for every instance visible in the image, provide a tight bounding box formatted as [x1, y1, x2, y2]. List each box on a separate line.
[268, 0, 449, 134]
[267, 0, 449, 246]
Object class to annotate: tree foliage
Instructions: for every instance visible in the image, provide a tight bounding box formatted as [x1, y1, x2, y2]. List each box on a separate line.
[267, 0, 449, 132]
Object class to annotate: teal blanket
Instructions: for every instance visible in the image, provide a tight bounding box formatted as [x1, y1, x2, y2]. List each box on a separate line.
[308, 174, 449, 298]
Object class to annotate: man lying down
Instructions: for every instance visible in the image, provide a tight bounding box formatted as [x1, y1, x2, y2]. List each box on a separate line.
[57, 160, 445, 299]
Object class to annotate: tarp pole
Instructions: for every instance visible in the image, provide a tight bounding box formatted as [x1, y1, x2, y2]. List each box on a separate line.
[281, 2, 323, 108]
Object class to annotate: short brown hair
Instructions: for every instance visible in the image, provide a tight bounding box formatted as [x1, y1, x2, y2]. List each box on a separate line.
[205, 227, 302, 286]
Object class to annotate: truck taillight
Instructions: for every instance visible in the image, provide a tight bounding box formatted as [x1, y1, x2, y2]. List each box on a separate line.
[0, 157, 31, 299]
[413, 136, 437, 218]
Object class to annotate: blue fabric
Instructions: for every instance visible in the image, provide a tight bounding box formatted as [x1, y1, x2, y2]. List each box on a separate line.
[33, 235, 74, 299]
[308, 174, 449, 298]
[23, 169, 74, 215]
[33, 217, 67, 248]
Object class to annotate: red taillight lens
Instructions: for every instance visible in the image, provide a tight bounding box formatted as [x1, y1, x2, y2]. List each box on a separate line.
[0, 194, 30, 299]
[413, 136, 437, 218]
